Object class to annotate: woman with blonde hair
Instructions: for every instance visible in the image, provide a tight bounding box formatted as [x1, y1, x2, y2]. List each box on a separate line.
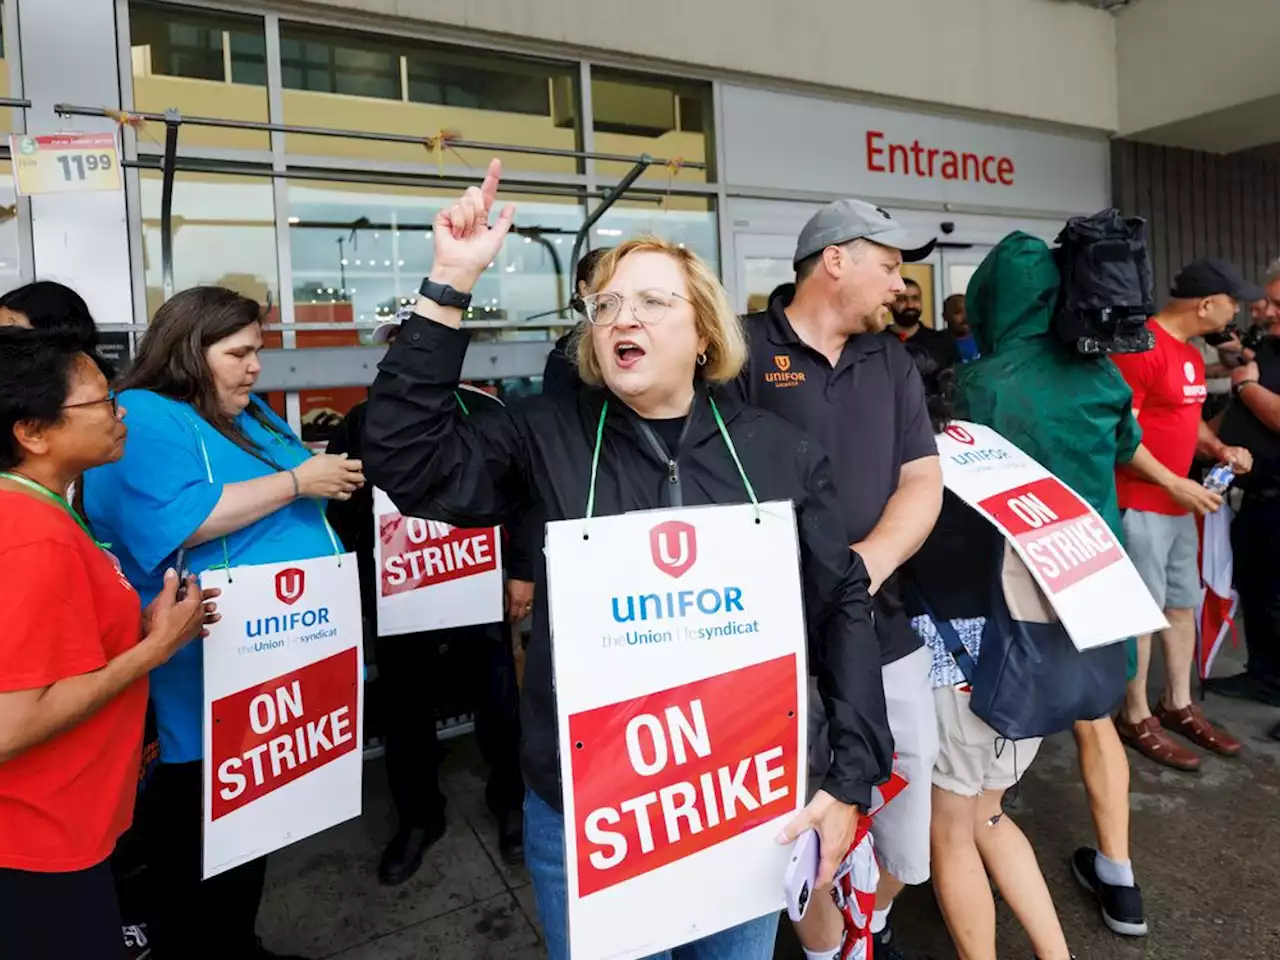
[365, 160, 893, 959]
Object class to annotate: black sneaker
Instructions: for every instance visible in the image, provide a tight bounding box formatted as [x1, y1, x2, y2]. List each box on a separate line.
[872, 926, 907, 960]
[1070, 847, 1148, 937]
[871, 925, 935, 960]
[122, 924, 151, 960]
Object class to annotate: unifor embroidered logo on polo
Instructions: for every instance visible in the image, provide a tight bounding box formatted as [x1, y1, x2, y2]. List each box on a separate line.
[765, 353, 806, 388]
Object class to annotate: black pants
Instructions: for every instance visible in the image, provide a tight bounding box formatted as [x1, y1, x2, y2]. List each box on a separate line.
[375, 622, 524, 829]
[0, 860, 125, 959]
[1233, 494, 1280, 679]
[138, 761, 267, 959]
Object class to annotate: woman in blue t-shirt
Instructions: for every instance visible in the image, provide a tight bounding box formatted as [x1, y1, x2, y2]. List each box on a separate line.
[84, 286, 364, 960]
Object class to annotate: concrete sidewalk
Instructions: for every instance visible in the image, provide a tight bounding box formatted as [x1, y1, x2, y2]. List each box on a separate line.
[256, 645, 1280, 959]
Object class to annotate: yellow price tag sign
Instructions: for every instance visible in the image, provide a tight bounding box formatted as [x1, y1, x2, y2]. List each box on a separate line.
[10, 133, 122, 196]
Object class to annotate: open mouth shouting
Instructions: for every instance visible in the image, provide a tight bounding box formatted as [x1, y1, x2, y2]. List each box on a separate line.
[613, 338, 647, 370]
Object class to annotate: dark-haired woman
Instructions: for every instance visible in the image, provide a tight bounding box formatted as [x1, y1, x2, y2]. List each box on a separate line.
[0, 328, 215, 959]
[0, 279, 116, 378]
[83, 286, 363, 960]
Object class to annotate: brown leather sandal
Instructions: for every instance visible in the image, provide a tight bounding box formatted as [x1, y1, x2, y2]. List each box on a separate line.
[1155, 702, 1242, 757]
[1115, 715, 1201, 771]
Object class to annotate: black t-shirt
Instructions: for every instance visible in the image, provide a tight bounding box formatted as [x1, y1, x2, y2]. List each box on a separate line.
[1220, 336, 1280, 491]
[643, 416, 686, 457]
[729, 294, 940, 664]
[897, 324, 961, 370]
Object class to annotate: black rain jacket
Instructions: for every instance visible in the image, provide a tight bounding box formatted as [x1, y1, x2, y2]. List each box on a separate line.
[363, 315, 892, 811]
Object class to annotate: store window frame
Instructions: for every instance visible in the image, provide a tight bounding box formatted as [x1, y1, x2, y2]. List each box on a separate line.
[2, 0, 34, 285]
[116, 0, 732, 433]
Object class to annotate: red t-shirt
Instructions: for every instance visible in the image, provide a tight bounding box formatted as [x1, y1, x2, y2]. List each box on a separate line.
[1112, 321, 1208, 515]
[0, 490, 147, 872]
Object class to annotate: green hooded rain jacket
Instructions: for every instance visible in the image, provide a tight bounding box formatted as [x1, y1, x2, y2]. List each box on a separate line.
[956, 231, 1142, 539]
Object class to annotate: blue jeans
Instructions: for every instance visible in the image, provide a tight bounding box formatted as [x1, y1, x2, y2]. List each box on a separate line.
[523, 790, 779, 960]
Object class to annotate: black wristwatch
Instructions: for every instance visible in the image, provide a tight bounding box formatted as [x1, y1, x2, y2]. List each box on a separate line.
[418, 277, 473, 310]
[1233, 379, 1259, 398]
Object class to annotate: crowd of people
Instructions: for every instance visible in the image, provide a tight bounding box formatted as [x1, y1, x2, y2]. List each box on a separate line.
[2, 157, 1279, 960]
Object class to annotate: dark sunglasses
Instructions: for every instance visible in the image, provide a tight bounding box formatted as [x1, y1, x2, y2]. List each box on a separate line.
[62, 389, 120, 416]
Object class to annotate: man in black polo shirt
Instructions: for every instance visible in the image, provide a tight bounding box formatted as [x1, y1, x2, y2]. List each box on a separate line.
[733, 200, 942, 960]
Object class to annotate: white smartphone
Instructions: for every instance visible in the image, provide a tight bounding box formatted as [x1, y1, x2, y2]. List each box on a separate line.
[783, 828, 821, 921]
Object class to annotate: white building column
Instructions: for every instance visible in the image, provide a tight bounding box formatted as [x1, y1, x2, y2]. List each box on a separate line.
[17, 0, 134, 331]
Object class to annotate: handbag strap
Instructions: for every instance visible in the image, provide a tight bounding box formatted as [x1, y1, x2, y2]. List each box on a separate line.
[906, 581, 977, 684]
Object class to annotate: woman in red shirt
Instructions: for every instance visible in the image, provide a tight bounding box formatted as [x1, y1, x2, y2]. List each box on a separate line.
[0, 328, 217, 959]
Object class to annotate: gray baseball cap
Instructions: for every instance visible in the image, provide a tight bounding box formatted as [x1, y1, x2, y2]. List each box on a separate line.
[794, 199, 937, 265]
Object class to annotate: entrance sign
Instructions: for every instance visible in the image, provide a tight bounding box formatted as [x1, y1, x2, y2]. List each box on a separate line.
[372, 487, 503, 635]
[545, 502, 808, 960]
[937, 422, 1167, 649]
[200, 554, 363, 879]
[10, 133, 122, 195]
[720, 85, 1108, 215]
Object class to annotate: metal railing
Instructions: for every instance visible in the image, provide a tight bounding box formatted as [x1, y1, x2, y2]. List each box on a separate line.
[55, 102, 704, 318]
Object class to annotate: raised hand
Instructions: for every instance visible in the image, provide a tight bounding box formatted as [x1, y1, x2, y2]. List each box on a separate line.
[428, 158, 517, 295]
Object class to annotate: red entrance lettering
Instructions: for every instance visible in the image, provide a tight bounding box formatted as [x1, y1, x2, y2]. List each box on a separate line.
[865, 131, 1015, 186]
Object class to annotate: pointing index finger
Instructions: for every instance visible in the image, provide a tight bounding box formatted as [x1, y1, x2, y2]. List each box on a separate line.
[480, 158, 503, 210]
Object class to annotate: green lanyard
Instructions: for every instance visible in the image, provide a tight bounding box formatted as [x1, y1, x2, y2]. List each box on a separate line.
[584, 395, 758, 527]
[0, 471, 111, 550]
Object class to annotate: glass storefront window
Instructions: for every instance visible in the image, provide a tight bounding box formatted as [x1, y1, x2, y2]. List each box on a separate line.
[129, 1, 269, 151]
[139, 170, 279, 319]
[0, 160, 21, 293]
[589, 195, 719, 273]
[742, 257, 795, 314]
[0, 3, 13, 134]
[287, 180, 583, 344]
[591, 68, 713, 186]
[280, 24, 581, 176]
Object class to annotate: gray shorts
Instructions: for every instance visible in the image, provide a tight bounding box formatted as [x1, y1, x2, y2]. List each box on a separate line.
[808, 645, 938, 885]
[1122, 509, 1200, 611]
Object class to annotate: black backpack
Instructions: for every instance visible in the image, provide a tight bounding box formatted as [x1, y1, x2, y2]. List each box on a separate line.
[1051, 208, 1155, 357]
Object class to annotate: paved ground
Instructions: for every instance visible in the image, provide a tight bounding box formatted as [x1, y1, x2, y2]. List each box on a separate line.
[256, 644, 1280, 959]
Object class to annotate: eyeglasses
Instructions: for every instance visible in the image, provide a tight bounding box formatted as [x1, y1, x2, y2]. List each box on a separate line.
[63, 389, 120, 417]
[580, 289, 692, 327]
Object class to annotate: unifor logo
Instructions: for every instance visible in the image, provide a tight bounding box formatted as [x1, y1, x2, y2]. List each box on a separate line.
[945, 424, 976, 445]
[275, 567, 306, 605]
[773, 355, 791, 373]
[1184, 360, 1196, 383]
[650, 520, 697, 579]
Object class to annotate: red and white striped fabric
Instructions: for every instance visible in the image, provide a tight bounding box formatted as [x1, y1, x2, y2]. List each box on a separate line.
[831, 761, 910, 959]
[1196, 507, 1238, 681]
